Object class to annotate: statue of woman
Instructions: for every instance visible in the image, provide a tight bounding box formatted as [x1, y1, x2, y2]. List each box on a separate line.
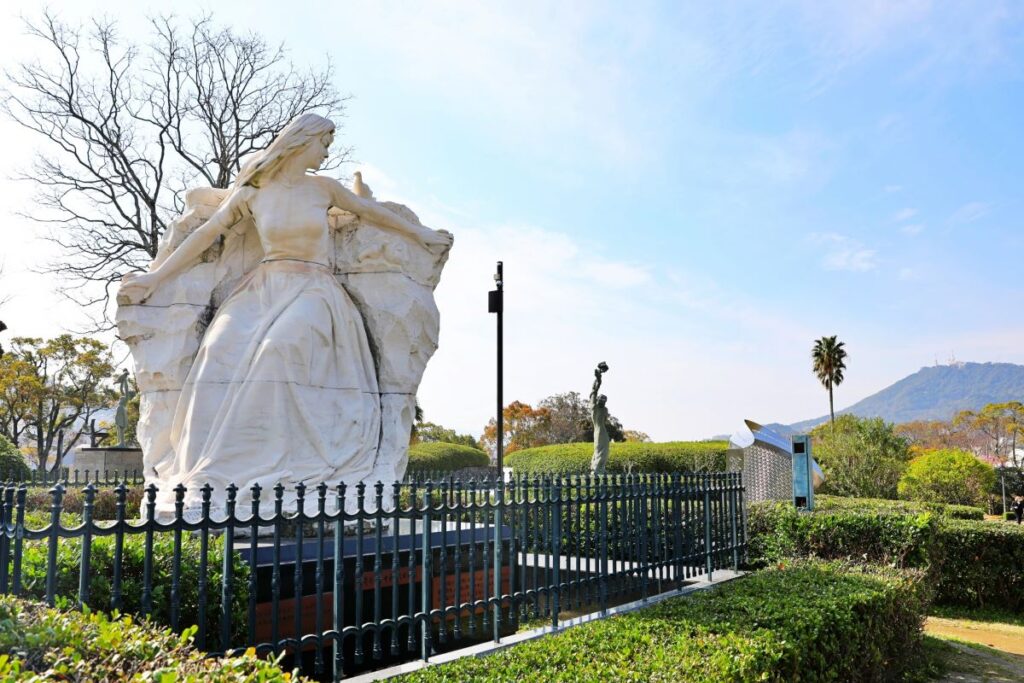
[119, 113, 451, 514]
[590, 362, 610, 474]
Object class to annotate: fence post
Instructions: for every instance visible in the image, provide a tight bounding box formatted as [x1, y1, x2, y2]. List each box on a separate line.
[171, 483, 185, 631]
[45, 484, 65, 607]
[11, 487, 26, 596]
[729, 473, 739, 570]
[493, 473, 503, 643]
[142, 484, 156, 617]
[220, 483, 237, 652]
[78, 483, 96, 609]
[639, 475, 648, 602]
[0, 486, 12, 594]
[703, 475, 713, 582]
[599, 474, 608, 613]
[332, 483, 346, 682]
[421, 482, 433, 662]
[551, 477, 561, 629]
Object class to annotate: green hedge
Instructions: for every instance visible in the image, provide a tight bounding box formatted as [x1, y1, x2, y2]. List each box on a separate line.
[397, 561, 929, 682]
[505, 441, 728, 475]
[18, 485, 145, 520]
[816, 495, 984, 520]
[0, 595, 305, 681]
[407, 442, 490, 472]
[748, 501, 1024, 612]
[748, 501, 937, 569]
[932, 520, 1024, 611]
[14, 523, 249, 650]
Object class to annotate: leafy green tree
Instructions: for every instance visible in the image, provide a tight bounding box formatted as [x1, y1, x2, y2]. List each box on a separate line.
[535, 391, 626, 444]
[898, 448, 996, 507]
[810, 415, 910, 499]
[412, 421, 479, 449]
[812, 335, 847, 428]
[0, 336, 115, 471]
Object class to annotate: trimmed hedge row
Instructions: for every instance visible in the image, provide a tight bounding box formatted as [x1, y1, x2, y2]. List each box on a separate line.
[748, 500, 1024, 612]
[14, 523, 249, 649]
[397, 561, 929, 682]
[505, 441, 728, 475]
[932, 519, 1024, 611]
[407, 442, 490, 472]
[748, 502, 937, 569]
[0, 595, 306, 681]
[816, 495, 984, 520]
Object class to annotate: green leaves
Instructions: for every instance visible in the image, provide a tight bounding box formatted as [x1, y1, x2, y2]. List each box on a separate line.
[897, 449, 996, 507]
[505, 441, 728, 476]
[0, 595, 305, 681]
[748, 496, 1024, 612]
[407, 442, 490, 472]
[396, 562, 928, 682]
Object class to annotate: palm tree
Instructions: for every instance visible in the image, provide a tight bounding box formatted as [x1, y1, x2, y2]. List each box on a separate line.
[812, 335, 847, 428]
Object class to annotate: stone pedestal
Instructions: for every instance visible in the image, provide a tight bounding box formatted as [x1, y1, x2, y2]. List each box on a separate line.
[72, 447, 144, 480]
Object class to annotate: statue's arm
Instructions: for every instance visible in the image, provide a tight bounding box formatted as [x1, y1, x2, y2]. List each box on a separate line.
[319, 176, 452, 248]
[120, 190, 248, 303]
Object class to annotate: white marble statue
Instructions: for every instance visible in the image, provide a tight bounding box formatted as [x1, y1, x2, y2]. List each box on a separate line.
[116, 113, 452, 518]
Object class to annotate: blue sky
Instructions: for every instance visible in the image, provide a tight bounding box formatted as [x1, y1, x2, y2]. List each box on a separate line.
[2, 1, 1023, 440]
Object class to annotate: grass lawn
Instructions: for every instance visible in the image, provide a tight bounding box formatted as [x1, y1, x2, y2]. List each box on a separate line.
[923, 607, 1024, 682]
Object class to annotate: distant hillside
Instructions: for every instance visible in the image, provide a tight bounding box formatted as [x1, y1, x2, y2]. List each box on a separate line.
[787, 362, 1024, 433]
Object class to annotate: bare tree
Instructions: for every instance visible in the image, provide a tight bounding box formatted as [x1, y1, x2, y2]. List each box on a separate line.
[3, 11, 349, 328]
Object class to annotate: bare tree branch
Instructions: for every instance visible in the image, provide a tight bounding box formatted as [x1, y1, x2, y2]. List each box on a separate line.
[3, 10, 349, 329]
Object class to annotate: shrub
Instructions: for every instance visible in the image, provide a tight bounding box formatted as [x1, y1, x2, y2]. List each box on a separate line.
[0, 435, 30, 480]
[0, 595, 306, 681]
[898, 448, 996, 507]
[396, 561, 930, 682]
[505, 441, 728, 476]
[15, 521, 249, 650]
[809, 415, 911, 499]
[747, 501, 937, 569]
[748, 500, 1024, 613]
[19, 485, 144, 520]
[816, 494, 984, 520]
[407, 442, 490, 472]
[932, 519, 1024, 611]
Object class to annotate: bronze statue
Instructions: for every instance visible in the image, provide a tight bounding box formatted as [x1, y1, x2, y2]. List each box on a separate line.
[114, 369, 135, 448]
[590, 362, 610, 474]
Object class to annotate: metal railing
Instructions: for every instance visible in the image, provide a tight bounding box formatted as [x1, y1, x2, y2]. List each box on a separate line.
[0, 472, 744, 680]
[0, 468, 145, 487]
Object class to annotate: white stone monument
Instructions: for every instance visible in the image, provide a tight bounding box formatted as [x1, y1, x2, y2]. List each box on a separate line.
[116, 113, 452, 518]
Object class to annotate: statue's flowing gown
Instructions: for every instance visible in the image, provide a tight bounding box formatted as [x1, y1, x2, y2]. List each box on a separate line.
[165, 243, 381, 513]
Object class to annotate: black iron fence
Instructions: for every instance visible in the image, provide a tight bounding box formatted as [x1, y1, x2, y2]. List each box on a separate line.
[0, 472, 745, 681]
[0, 468, 146, 487]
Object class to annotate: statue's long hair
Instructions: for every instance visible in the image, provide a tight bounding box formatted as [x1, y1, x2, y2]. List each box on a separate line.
[233, 113, 335, 189]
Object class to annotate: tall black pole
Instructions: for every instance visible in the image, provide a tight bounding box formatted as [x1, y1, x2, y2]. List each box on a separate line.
[489, 262, 504, 471]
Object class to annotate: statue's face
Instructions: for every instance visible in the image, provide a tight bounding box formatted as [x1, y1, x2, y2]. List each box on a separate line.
[298, 130, 334, 171]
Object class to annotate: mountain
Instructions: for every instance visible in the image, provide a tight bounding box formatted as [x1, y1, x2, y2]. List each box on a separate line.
[787, 361, 1024, 433]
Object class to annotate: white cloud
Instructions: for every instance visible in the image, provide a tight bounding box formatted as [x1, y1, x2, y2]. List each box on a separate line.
[810, 233, 879, 272]
[892, 207, 918, 222]
[884, 184, 903, 193]
[948, 201, 991, 224]
[900, 223, 924, 236]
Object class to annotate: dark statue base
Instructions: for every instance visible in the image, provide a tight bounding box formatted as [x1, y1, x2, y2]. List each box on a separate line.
[235, 522, 516, 679]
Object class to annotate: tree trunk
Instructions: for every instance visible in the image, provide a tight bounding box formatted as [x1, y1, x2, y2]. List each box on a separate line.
[829, 384, 835, 431]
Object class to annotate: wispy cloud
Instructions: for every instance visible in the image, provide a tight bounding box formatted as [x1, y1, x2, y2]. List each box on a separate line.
[948, 201, 991, 224]
[810, 232, 879, 272]
[900, 223, 925, 236]
[884, 184, 903, 193]
[892, 207, 918, 222]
